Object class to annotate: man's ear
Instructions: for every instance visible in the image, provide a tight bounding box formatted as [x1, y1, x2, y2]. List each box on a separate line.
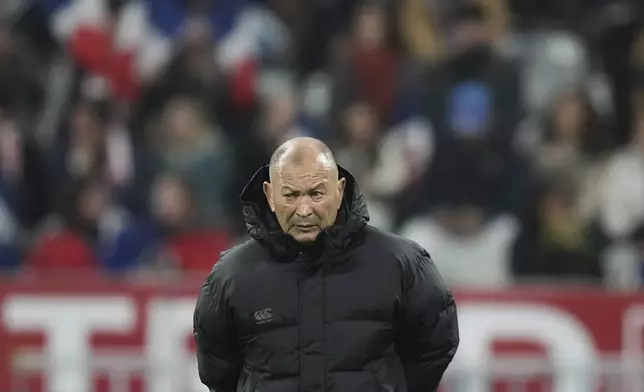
[263, 181, 275, 212]
[337, 177, 346, 210]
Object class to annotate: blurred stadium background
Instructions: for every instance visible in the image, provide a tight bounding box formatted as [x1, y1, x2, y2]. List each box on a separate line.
[0, 0, 644, 391]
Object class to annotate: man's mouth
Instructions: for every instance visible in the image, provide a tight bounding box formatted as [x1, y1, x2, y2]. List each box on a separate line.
[294, 224, 317, 232]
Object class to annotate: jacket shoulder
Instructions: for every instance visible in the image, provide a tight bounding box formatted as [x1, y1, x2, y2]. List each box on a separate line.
[208, 238, 267, 279]
[364, 227, 450, 301]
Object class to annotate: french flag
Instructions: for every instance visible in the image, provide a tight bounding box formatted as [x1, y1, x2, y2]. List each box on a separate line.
[39, 0, 260, 107]
[38, 0, 147, 101]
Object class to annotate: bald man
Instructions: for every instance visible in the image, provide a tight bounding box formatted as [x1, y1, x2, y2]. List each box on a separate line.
[193, 137, 459, 392]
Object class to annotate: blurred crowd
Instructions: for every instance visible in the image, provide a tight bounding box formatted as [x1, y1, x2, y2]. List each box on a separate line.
[0, 0, 643, 289]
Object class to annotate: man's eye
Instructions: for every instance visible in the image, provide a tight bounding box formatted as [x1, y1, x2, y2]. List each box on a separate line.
[311, 191, 323, 198]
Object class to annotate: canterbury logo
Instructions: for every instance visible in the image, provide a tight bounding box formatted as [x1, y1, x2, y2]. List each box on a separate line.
[254, 308, 273, 324]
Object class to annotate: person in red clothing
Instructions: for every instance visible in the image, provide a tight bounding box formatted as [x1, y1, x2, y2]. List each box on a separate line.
[25, 176, 138, 274]
[138, 173, 232, 275]
[25, 178, 107, 272]
[331, 1, 403, 129]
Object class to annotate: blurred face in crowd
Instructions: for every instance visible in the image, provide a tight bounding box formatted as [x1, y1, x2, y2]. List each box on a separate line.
[353, 4, 387, 49]
[344, 103, 378, 145]
[151, 174, 191, 227]
[183, 19, 217, 78]
[184, 18, 211, 47]
[70, 103, 103, 148]
[454, 206, 484, 236]
[164, 100, 202, 145]
[539, 185, 577, 229]
[264, 141, 346, 243]
[537, 183, 586, 249]
[264, 90, 298, 138]
[78, 183, 107, 222]
[552, 93, 586, 142]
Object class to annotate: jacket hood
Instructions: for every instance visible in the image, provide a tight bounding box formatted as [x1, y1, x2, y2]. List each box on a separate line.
[240, 165, 369, 261]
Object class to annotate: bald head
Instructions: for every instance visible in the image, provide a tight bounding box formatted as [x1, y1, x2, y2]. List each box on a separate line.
[263, 137, 345, 243]
[269, 137, 337, 181]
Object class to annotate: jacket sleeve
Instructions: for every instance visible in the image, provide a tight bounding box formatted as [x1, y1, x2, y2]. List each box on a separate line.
[193, 260, 242, 392]
[395, 247, 459, 392]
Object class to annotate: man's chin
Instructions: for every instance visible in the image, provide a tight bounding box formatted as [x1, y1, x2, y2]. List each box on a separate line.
[291, 229, 320, 244]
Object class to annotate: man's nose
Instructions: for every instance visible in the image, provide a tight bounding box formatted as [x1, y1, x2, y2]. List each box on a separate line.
[295, 199, 313, 217]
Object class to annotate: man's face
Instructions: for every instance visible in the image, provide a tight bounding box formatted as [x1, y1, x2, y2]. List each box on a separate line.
[264, 158, 346, 243]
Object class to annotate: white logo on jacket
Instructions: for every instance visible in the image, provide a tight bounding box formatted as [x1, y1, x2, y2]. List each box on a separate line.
[254, 308, 273, 324]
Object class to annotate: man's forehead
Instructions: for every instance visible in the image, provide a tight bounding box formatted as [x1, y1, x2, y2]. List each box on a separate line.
[275, 154, 336, 177]
[277, 163, 335, 182]
[280, 180, 329, 192]
[281, 149, 333, 168]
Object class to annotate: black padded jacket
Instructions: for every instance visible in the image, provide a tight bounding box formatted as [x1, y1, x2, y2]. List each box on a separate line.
[193, 165, 459, 392]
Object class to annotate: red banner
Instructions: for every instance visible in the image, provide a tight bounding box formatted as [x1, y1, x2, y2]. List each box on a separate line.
[1, 277, 643, 392]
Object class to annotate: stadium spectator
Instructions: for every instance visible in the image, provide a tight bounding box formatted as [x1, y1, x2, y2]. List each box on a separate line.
[335, 102, 393, 230]
[594, 0, 644, 145]
[525, 88, 614, 224]
[599, 114, 644, 241]
[50, 100, 109, 186]
[132, 172, 232, 275]
[150, 97, 233, 228]
[0, 192, 22, 272]
[421, 2, 523, 147]
[0, 24, 44, 121]
[26, 177, 136, 274]
[0, 114, 51, 230]
[412, 1, 531, 224]
[511, 177, 604, 283]
[330, 1, 407, 129]
[400, 205, 518, 288]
